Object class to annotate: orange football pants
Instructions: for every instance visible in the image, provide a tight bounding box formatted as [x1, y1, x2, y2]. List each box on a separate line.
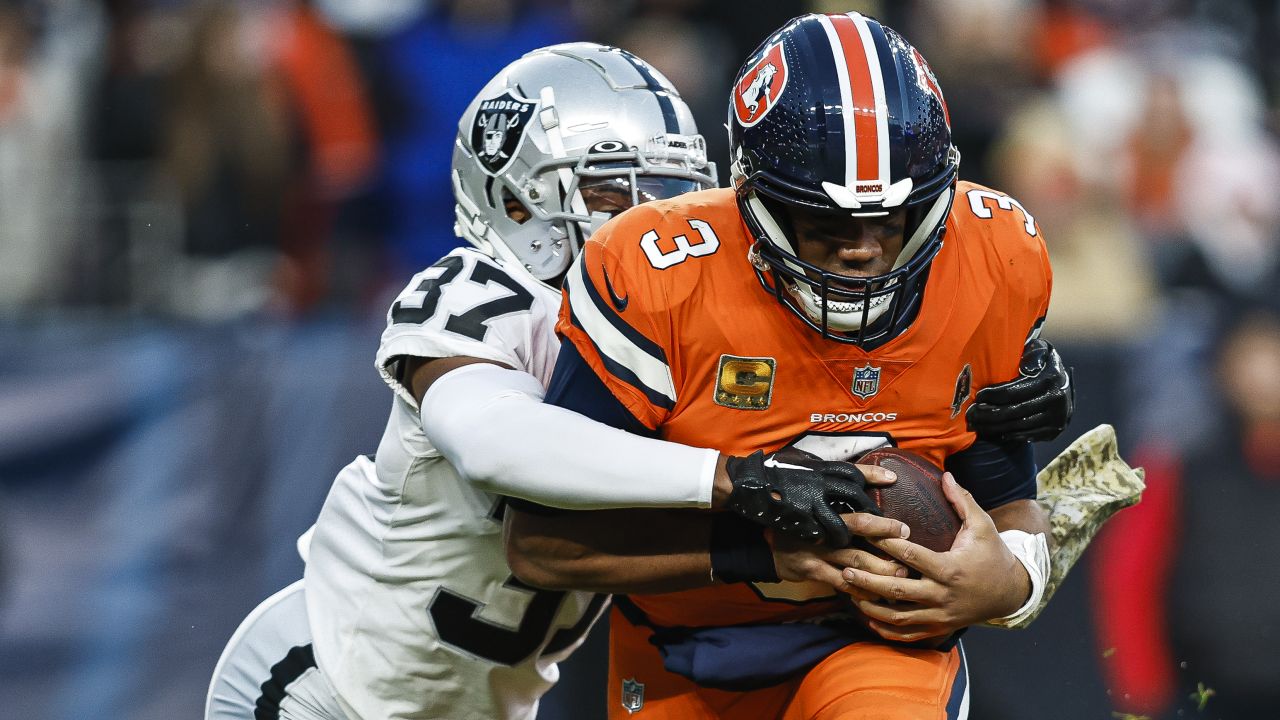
[606, 607, 968, 720]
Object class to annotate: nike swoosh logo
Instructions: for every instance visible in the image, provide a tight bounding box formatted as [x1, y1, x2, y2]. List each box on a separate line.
[602, 265, 628, 312]
[763, 457, 810, 471]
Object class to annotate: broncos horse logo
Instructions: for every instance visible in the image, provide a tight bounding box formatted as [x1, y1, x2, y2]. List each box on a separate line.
[733, 42, 788, 127]
[740, 62, 777, 120]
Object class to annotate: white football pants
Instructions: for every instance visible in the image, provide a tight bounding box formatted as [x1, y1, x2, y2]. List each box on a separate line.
[205, 580, 349, 720]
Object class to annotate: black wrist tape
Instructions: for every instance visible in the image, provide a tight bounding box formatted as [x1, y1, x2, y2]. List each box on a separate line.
[710, 513, 780, 584]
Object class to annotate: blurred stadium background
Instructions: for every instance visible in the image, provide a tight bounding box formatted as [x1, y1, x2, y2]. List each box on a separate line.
[1, 0, 1278, 718]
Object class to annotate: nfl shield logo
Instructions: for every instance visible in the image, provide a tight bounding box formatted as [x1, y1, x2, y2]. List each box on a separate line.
[851, 364, 881, 399]
[621, 678, 645, 714]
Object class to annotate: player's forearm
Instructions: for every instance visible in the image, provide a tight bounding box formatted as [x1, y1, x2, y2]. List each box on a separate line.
[504, 507, 716, 594]
[421, 363, 718, 509]
[988, 497, 1050, 538]
[985, 498, 1051, 626]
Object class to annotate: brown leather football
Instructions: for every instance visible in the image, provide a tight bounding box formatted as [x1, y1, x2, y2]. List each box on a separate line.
[859, 447, 961, 553]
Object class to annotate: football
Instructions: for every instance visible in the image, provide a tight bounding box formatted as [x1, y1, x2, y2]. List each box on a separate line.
[858, 448, 961, 553]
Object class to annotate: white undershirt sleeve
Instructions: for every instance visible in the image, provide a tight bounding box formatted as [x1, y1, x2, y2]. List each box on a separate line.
[419, 362, 717, 510]
[986, 529, 1050, 628]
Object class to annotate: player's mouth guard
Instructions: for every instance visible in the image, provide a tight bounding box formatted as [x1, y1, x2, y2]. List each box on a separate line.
[986, 424, 1145, 629]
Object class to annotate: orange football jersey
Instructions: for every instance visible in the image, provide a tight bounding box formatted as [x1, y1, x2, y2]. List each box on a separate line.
[557, 183, 1050, 628]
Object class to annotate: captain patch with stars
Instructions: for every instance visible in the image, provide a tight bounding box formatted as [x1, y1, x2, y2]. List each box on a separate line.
[471, 89, 538, 175]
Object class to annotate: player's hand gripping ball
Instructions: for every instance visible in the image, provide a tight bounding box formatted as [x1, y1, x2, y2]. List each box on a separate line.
[849, 448, 962, 648]
[856, 448, 960, 553]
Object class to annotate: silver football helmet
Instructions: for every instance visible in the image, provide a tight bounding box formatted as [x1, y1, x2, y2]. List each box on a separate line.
[452, 42, 717, 285]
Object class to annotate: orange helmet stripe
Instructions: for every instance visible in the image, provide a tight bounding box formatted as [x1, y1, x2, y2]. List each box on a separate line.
[829, 13, 882, 185]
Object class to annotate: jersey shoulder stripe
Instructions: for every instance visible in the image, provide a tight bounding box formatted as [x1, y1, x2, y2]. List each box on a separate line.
[567, 252, 670, 365]
[563, 251, 676, 413]
[556, 190, 744, 429]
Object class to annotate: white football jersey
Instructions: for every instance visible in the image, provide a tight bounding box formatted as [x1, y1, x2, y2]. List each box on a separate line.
[304, 248, 607, 720]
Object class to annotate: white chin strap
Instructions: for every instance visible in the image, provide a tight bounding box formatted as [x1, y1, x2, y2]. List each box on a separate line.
[749, 187, 953, 332]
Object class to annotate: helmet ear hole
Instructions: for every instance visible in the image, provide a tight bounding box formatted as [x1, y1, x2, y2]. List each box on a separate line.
[501, 188, 532, 224]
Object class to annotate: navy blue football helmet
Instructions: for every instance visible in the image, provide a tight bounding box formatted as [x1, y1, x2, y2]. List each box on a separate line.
[729, 12, 960, 346]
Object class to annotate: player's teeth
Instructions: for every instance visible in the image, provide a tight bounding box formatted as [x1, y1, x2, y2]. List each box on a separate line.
[821, 294, 890, 313]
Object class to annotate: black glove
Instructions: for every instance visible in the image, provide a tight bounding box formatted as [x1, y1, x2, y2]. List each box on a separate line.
[966, 339, 1074, 443]
[724, 447, 880, 547]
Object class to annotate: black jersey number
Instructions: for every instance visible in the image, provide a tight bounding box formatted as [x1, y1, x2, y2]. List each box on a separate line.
[428, 578, 606, 666]
[390, 256, 535, 342]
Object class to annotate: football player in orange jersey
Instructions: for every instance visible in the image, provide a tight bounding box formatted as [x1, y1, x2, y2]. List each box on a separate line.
[505, 12, 1067, 720]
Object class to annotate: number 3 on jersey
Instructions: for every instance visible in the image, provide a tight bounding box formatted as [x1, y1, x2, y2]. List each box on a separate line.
[640, 218, 720, 269]
[966, 189, 1038, 237]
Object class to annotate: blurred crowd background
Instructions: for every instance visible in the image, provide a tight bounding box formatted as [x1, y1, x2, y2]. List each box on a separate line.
[1, 0, 1278, 718]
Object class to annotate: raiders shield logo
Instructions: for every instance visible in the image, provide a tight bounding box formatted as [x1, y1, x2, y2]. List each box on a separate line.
[621, 677, 645, 714]
[851, 364, 881, 399]
[733, 41, 789, 127]
[470, 89, 538, 176]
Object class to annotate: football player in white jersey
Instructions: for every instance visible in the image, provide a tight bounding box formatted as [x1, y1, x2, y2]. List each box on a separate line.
[205, 43, 914, 720]
[206, 41, 1076, 720]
